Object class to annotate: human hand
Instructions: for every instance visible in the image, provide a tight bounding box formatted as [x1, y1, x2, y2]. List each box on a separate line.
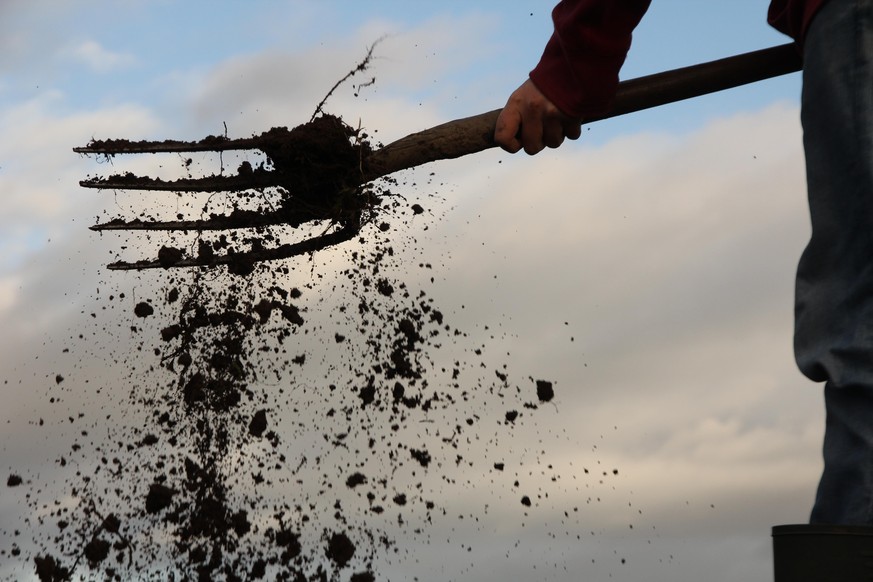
[493, 79, 582, 155]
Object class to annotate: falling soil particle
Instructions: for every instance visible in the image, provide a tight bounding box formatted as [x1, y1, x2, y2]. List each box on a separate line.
[102, 514, 120, 533]
[33, 555, 70, 582]
[410, 448, 432, 467]
[275, 529, 302, 558]
[83, 538, 110, 566]
[326, 532, 356, 567]
[145, 482, 176, 514]
[536, 379, 555, 402]
[133, 302, 154, 318]
[7, 474, 22, 487]
[158, 246, 184, 268]
[346, 472, 368, 488]
[359, 383, 376, 406]
[248, 409, 268, 437]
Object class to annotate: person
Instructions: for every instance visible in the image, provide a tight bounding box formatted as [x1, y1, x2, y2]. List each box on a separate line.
[495, 0, 873, 525]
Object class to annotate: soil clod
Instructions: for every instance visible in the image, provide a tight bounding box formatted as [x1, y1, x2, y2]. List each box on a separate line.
[326, 532, 355, 567]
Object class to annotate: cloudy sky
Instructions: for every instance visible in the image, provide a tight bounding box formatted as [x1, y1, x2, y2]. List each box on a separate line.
[0, 1, 820, 581]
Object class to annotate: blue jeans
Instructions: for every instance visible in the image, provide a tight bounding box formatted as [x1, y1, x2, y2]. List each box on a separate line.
[796, 0, 873, 524]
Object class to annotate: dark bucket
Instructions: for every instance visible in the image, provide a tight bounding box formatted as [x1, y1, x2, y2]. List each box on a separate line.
[772, 524, 873, 582]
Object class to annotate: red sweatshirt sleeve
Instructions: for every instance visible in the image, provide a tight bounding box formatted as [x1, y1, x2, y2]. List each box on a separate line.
[767, 0, 828, 43]
[529, 0, 651, 119]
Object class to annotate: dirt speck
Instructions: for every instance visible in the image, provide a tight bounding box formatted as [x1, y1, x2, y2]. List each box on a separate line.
[326, 532, 355, 567]
[248, 409, 267, 437]
[536, 379, 554, 402]
[145, 482, 176, 514]
[134, 302, 154, 318]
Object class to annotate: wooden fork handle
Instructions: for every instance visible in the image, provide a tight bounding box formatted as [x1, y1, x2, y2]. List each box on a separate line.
[364, 43, 801, 181]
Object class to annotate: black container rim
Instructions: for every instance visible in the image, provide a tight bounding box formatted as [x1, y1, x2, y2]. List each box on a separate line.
[773, 524, 873, 537]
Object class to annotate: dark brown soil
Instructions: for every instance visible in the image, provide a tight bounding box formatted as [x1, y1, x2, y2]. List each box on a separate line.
[536, 379, 555, 402]
[17, 220, 570, 579]
[85, 113, 374, 233]
[8, 88, 592, 581]
[326, 532, 355, 567]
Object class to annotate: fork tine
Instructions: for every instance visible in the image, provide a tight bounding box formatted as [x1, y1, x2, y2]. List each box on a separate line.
[91, 216, 280, 232]
[90, 209, 322, 231]
[73, 136, 266, 155]
[80, 171, 282, 192]
[105, 223, 359, 270]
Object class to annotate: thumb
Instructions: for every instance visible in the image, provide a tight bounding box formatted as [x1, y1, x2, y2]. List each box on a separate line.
[494, 107, 522, 154]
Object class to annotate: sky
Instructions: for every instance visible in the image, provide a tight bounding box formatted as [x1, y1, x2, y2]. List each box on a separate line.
[0, 1, 819, 581]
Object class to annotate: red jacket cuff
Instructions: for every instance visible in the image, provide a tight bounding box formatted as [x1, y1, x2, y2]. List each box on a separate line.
[529, 0, 651, 119]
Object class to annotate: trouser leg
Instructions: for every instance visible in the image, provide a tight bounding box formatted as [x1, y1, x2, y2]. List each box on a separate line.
[811, 384, 873, 523]
[795, 0, 873, 524]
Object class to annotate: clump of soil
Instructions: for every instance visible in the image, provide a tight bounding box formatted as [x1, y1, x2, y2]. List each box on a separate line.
[259, 114, 373, 219]
[326, 532, 356, 567]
